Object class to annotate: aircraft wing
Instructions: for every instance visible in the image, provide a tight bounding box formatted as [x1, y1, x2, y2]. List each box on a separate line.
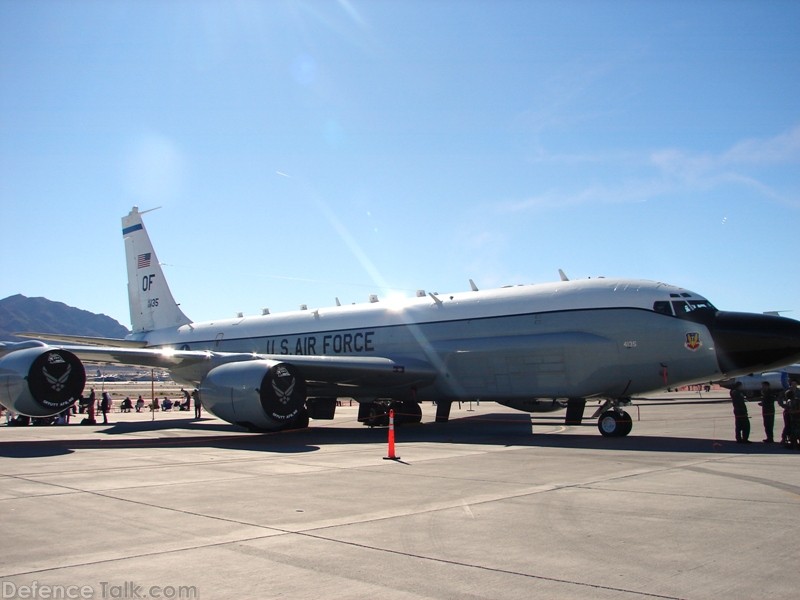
[57, 344, 438, 390]
[0, 340, 435, 426]
[16, 332, 148, 348]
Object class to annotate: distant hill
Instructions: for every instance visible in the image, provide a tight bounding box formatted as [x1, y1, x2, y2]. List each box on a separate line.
[0, 294, 130, 342]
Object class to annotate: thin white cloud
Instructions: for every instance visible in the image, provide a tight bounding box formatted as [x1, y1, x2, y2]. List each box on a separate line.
[651, 125, 800, 178]
[503, 179, 672, 213]
[508, 124, 800, 212]
[722, 125, 800, 165]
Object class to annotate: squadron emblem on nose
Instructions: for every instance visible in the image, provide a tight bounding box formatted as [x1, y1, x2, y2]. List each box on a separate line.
[685, 332, 702, 351]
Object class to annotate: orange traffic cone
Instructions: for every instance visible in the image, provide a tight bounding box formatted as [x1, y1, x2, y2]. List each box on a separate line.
[383, 408, 400, 460]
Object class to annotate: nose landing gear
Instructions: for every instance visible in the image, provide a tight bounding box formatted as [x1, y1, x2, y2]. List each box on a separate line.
[597, 409, 633, 437]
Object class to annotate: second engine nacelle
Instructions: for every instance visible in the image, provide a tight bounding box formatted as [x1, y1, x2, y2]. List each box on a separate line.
[720, 370, 794, 397]
[200, 359, 308, 431]
[0, 346, 86, 417]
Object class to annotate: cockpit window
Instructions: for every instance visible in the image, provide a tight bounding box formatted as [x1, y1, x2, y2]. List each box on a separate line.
[671, 299, 717, 317]
[654, 299, 716, 318]
[672, 301, 692, 315]
[653, 301, 673, 316]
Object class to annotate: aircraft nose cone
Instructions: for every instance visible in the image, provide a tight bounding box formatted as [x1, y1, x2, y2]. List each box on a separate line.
[711, 311, 800, 376]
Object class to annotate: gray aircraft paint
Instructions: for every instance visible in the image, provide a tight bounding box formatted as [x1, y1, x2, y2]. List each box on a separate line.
[138, 292, 719, 404]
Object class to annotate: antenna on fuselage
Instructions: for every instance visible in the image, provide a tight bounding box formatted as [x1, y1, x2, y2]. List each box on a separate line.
[469, 279, 479, 291]
[558, 269, 569, 281]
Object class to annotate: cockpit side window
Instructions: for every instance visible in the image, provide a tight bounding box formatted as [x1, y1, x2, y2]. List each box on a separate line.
[688, 300, 716, 311]
[672, 301, 691, 315]
[653, 301, 673, 316]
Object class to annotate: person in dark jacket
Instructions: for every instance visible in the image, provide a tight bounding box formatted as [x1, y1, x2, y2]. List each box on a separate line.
[100, 391, 111, 424]
[192, 389, 202, 419]
[785, 380, 800, 449]
[730, 382, 750, 443]
[759, 381, 775, 443]
[85, 388, 97, 425]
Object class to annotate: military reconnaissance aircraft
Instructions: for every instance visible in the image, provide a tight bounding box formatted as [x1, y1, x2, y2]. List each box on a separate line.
[3, 207, 800, 437]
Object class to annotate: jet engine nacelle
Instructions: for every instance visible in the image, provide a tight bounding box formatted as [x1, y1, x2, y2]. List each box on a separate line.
[0, 347, 86, 417]
[720, 370, 794, 397]
[200, 360, 308, 431]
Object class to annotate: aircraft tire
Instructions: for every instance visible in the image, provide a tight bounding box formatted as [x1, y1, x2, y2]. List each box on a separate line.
[597, 410, 629, 437]
[616, 410, 633, 437]
[394, 401, 422, 424]
[407, 401, 422, 423]
[367, 404, 389, 427]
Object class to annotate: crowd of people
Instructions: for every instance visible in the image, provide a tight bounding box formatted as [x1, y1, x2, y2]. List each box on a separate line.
[4, 387, 202, 426]
[729, 379, 800, 447]
[151, 388, 201, 416]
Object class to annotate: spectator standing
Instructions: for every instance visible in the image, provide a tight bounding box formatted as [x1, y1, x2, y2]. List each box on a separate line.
[100, 392, 111, 424]
[730, 382, 750, 443]
[759, 381, 775, 443]
[193, 389, 202, 419]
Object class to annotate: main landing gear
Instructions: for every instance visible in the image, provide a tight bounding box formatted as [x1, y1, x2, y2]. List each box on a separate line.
[358, 399, 423, 427]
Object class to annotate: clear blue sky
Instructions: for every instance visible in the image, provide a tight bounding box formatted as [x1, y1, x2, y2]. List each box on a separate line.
[2, 1, 798, 328]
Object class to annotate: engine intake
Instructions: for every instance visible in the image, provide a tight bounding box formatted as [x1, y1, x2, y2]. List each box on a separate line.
[0, 347, 87, 417]
[200, 360, 308, 431]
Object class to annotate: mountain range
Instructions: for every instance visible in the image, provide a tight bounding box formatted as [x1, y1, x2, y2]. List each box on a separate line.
[0, 294, 130, 342]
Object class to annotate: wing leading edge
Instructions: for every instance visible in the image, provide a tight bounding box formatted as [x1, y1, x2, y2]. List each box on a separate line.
[58, 344, 438, 391]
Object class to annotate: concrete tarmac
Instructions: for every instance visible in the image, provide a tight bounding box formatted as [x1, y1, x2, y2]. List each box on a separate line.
[1, 394, 798, 599]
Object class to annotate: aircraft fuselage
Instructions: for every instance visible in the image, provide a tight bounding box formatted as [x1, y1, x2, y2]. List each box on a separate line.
[137, 279, 723, 404]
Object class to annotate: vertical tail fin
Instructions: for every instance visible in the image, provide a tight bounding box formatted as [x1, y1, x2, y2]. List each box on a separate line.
[122, 207, 192, 333]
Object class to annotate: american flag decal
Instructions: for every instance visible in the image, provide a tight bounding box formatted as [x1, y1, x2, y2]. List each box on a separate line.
[137, 253, 151, 269]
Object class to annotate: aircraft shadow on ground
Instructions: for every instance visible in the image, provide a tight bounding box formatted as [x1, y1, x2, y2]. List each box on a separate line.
[0, 413, 793, 458]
